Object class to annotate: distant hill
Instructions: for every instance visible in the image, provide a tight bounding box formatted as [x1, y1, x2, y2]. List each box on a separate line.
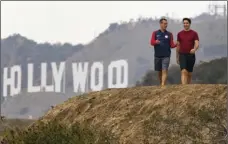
[1, 34, 84, 90]
[1, 13, 227, 119]
[62, 14, 227, 88]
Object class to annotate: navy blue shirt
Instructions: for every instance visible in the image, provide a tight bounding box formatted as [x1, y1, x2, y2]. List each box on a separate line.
[150, 30, 176, 57]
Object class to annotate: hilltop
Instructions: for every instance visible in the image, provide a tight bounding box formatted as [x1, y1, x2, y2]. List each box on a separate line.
[4, 84, 224, 144]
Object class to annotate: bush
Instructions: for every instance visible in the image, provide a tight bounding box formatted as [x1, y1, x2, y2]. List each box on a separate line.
[2, 119, 117, 144]
[136, 57, 227, 86]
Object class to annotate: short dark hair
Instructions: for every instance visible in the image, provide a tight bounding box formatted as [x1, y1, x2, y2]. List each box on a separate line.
[159, 18, 167, 23]
[182, 18, 191, 24]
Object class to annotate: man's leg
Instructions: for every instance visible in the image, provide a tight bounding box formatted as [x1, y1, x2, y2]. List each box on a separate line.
[161, 57, 170, 86]
[154, 57, 162, 85]
[179, 54, 188, 84]
[181, 69, 188, 84]
[158, 71, 162, 85]
[186, 54, 196, 84]
[161, 70, 168, 86]
[187, 73, 192, 84]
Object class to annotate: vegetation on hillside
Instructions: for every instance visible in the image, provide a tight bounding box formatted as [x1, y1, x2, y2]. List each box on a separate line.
[0, 119, 34, 132]
[2, 119, 116, 144]
[136, 57, 227, 86]
[0, 119, 35, 142]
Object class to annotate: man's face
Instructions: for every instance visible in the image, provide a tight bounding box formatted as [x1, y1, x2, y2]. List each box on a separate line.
[183, 20, 190, 30]
[160, 20, 168, 30]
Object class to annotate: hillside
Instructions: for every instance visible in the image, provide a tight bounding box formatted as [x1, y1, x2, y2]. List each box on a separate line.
[1, 57, 227, 119]
[1, 14, 227, 92]
[1, 13, 227, 119]
[1, 91, 75, 119]
[62, 14, 227, 87]
[2, 84, 227, 144]
[0, 119, 34, 135]
[1, 34, 84, 90]
[137, 57, 227, 86]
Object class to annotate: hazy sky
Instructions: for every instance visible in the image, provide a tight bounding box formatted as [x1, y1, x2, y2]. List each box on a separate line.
[1, 1, 227, 45]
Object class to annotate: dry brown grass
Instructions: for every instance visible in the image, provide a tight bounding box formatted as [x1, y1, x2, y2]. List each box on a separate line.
[38, 84, 227, 144]
[0, 118, 35, 140]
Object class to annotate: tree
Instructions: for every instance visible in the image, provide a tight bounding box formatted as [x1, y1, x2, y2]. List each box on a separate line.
[136, 57, 227, 86]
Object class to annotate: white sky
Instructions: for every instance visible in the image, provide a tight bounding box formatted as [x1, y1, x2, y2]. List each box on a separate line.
[1, 1, 227, 45]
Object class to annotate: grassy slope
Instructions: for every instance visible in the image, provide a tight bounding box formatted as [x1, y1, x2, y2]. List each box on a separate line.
[38, 84, 227, 144]
[0, 119, 35, 137]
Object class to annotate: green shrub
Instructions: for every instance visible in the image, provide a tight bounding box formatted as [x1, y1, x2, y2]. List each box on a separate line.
[2, 119, 117, 144]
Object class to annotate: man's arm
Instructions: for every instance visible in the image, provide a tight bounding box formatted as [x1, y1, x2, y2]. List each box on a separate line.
[176, 33, 180, 64]
[193, 32, 199, 50]
[150, 31, 157, 46]
[193, 40, 199, 51]
[191, 32, 199, 53]
[176, 41, 180, 58]
[170, 33, 177, 48]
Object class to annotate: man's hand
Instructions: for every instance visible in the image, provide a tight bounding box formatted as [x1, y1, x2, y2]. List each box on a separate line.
[190, 48, 196, 54]
[175, 41, 178, 45]
[155, 40, 160, 44]
[176, 57, 179, 65]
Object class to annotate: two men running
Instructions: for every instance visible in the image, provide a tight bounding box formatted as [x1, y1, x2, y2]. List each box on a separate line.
[150, 17, 199, 85]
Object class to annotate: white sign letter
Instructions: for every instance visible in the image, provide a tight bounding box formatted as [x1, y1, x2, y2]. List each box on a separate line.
[27, 63, 40, 93]
[72, 62, 88, 93]
[11, 65, 22, 96]
[52, 62, 65, 92]
[108, 60, 128, 88]
[41, 63, 54, 92]
[3, 67, 12, 97]
[3, 65, 22, 97]
[90, 62, 103, 91]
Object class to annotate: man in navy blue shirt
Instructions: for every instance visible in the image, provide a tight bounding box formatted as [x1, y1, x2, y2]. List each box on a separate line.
[150, 18, 176, 86]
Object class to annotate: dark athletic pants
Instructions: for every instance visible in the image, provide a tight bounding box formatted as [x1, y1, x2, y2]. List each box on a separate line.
[179, 53, 196, 72]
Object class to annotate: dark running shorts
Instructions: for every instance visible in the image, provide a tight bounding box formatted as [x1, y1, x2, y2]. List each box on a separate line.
[154, 57, 170, 71]
[179, 53, 196, 72]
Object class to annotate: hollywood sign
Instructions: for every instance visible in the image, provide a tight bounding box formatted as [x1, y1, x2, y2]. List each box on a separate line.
[2, 59, 128, 97]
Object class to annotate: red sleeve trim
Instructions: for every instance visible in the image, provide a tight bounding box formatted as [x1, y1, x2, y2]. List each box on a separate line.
[194, 31, 199, 41]
[150, 31, 157, 46]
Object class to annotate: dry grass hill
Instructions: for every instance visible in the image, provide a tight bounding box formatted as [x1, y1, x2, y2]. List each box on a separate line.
[3, 84, 226, 144]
